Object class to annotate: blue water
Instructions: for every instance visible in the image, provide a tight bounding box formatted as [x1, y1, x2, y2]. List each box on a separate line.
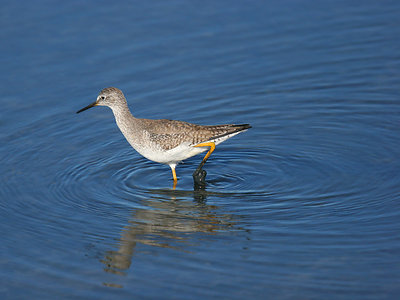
[1, 1, 400, 299]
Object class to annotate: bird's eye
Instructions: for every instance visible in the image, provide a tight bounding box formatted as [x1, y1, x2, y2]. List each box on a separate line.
[101, 96, 105, 100]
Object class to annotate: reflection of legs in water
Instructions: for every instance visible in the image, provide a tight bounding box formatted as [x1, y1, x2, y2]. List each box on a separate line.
[100, 191, 241, 289]
[102, 230, 136, 276]
[193, 182, 207, 202]
[193, 142, 216, 185]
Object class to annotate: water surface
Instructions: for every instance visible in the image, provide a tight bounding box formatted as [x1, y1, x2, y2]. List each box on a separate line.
[1, 1, 400, 299]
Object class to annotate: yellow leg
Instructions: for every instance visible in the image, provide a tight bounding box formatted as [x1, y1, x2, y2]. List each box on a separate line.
[192, 142, 216, 185]
[171, 167, 177, 182]
[170, 165, 177, 190]
[194, 142, 216, 167]
[193, 142, 215, 187]
[172, 180, 177, 190]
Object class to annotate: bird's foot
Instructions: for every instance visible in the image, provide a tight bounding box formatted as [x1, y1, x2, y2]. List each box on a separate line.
[193, 168, 207, 186]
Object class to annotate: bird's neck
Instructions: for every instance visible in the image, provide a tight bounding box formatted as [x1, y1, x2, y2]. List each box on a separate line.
[111, 103, 132, 118]
[111, 104, 137, 135]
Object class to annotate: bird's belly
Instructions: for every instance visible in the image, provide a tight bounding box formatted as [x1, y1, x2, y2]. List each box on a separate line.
[130, 142, 207, 165]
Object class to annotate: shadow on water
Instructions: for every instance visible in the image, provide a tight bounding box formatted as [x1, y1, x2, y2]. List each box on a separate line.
[100, 184, 240, 288]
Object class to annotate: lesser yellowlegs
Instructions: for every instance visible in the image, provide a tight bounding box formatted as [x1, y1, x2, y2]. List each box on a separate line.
[77, 87, 251, 187]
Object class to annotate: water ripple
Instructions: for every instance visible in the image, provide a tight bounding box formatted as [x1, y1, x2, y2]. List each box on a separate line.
[1, 2, 400, 296]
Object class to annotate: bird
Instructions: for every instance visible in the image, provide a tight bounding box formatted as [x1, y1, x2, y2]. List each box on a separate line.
[77, 87, 251, 188]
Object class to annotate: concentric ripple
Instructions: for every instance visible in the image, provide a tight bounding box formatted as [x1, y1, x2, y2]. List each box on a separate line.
[1, 1, 400, 297]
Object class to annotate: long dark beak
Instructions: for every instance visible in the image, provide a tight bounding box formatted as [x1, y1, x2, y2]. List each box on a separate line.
[76, 101, 97, 114]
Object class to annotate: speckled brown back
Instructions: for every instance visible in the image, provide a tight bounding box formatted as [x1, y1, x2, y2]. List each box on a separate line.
[139, 118, 251, 150]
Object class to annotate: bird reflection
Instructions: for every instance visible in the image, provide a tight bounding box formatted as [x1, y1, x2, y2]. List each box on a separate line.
[101, 187, 236, 285]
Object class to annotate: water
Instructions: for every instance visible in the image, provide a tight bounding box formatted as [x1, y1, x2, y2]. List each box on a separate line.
[1, 1, 400, 299]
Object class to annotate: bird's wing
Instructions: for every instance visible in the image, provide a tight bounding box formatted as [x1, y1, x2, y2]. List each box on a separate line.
[141, 118, 251, 150]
